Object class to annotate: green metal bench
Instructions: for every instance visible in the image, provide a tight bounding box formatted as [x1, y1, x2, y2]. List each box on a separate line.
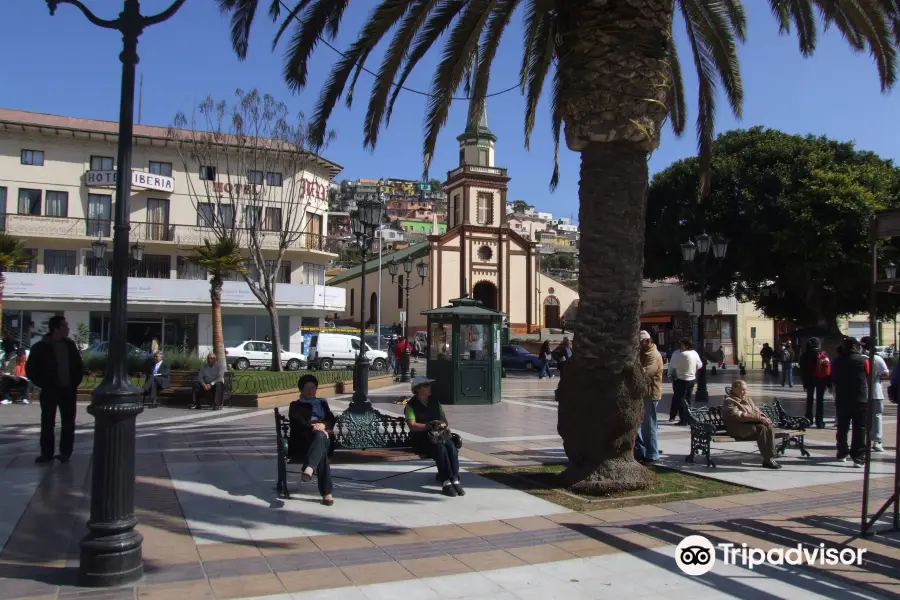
[685, 395, 811, 468]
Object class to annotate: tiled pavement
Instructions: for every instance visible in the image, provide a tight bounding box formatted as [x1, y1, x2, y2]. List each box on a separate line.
[1, 369, 899, 599]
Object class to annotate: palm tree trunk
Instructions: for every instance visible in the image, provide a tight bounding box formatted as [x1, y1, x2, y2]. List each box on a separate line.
[210, 275, 226, 370]
[557, 141, 655, 494]
[267, 301, 283, 371]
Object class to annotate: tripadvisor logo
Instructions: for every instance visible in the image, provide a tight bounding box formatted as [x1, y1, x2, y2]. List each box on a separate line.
[675, 535, 866, 575]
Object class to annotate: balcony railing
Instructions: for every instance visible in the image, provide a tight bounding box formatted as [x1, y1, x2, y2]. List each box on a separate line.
[447, 165, 508, 179]
[1, 214, 340, 254]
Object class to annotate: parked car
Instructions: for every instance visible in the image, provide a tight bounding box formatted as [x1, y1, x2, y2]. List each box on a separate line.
[876, 345, 896, 360]
[308, 333, 388, 371]
[225, 340, 306, 371]
[501, 345, 544, 370]
[84, 341, 151, 359]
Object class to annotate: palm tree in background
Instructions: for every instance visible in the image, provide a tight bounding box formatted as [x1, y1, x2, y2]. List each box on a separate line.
[0, 232, 32, 325]
[188, 239, 248, 371]
[219, 0, 899, 493]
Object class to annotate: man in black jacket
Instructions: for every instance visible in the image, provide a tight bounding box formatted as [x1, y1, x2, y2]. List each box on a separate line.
[142, 352, 171, 409]
[831, 337, 869, 466]
[799, 338, 830, 429]
[25, 316, 84, 464]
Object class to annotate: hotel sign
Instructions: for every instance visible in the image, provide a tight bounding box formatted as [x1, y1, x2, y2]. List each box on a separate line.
[84, 170, 175, 193]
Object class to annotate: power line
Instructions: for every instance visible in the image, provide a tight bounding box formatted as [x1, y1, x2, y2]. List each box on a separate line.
[278, 0, 519, 101]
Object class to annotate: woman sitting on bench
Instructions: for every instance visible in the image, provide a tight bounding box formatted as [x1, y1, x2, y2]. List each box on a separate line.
[404, 376, 465, 497]
[288, 374, 335, 506]
[722, 380, 782, 470]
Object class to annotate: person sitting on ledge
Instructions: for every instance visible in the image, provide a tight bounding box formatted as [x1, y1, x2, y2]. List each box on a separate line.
[288, 374, 335, 506]
[404, 376, 464, 497]
[191, 353, 226, 410]
[722, 380, 782, 470]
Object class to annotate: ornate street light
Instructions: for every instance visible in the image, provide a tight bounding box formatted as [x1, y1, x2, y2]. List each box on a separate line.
[131, 242, 144, 262]
[46, 0, 186, 587]
[886, 262, 897, 280]
[91, 239, 107, 260]
[389, 258, 429, 382]
[681, 233, 729, 404]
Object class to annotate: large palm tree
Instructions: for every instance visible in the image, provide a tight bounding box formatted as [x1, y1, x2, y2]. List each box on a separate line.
[220, 0, 899, 493]
[0, 233, 32, 322]
[188, 239, 248, 370]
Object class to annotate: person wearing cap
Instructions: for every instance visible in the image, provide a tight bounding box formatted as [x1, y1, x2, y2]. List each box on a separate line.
[634, 330, 663, 464]
[288, 374, 335, 505]
[831, 337, 869, 466]
[861, 337, 888, 453]
[404, 376, 464, 497]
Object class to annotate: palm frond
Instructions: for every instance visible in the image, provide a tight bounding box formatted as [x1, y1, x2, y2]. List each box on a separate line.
[769, 0, 817, 52]
[282, 0, 349, 91]
[218, 0, 260, 60]
[0, 233, 32, 272]
[682, 0, 743, 118]
[272, 0, 313, 50]
[422, 0, 497, 174]
[519, 0, 548, 90]
[467, 0, 521, 132]
[548, 67, 563, 191]
[521, 4, 555, 149]
[309, 1, 410, 147]
[666, 30, 687, 136]
[819, 0, 897, 90]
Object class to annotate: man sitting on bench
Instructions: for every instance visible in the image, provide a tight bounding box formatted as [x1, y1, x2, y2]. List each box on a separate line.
[142, 352, 170, 409]
[192, 353, 225, 410]
[722, 380, 782, 470]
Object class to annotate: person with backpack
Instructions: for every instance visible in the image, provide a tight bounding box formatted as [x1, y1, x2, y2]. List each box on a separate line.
[779, 342, 795, 388]
[799, 338, 830, 429]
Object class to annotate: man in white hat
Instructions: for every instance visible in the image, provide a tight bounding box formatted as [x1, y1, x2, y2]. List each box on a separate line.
[635, 330, 663, 464]
[404, 375, 464, 497]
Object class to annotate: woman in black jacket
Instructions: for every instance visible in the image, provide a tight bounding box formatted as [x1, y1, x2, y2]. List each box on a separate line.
[288, 374, 335, 505]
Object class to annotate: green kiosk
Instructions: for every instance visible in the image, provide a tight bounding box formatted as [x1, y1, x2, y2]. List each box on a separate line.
[422, 297, 505, 405]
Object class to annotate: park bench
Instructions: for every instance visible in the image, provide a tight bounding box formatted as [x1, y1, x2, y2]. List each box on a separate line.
[142, 371, 233, 409]
[273, 405, 415, 499]
[685, 392, 811, 468]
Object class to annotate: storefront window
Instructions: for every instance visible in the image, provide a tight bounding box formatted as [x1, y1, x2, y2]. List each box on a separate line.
[429, 322, 451, 361]
[460, 323, 487, 361]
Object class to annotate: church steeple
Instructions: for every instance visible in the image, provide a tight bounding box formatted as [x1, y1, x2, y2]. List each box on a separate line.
[457, 99, 497, 167]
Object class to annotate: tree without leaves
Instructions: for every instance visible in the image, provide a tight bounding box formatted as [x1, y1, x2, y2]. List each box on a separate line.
[169, 89, 336, 370]
[219, 0, 900, 493]
[644, 127, 900, 333]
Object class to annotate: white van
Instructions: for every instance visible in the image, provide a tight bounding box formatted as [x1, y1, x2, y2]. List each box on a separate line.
[308, 333, 388, 371]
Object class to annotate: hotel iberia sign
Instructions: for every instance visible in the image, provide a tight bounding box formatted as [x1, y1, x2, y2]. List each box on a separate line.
[84, 169, 175, 193]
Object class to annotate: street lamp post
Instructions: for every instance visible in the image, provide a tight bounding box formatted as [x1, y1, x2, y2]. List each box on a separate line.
[387, 257, 429, 382]
[350, 199, 385, 407]
[46, 0, 185, 587]
[681, 233, 728, 404]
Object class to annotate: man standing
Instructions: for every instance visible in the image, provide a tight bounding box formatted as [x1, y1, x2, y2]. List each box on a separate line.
[670, 338, 702, 425]
[142, 352, 171, 409]
[832, 337, 869, 466]
[861, 337, 888, 452]
[667, 344, 682, 421]
[799, 338, 830, 429]
[192, 353, 226, 410]
[780, 342, 795, 387]
[760, 343, 774, 374]
[635, 330, 663, 464]
[26, 316, 84, 464]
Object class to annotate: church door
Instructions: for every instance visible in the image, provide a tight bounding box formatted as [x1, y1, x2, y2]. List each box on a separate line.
[472, 281, 498, 311]
[544, 296, 560, 329]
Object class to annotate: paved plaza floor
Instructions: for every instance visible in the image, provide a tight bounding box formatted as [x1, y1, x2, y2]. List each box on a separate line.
[1, 368, 899, 599]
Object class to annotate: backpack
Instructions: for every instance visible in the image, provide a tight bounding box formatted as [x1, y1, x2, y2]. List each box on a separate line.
[781, 348, 791, 363]
[815, 351, 831, 378]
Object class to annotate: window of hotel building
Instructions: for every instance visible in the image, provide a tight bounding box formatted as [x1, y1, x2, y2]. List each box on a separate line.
[87, 194, 112, 237]
[44, 250, 76, 275]
[264, 207, 282, 231]
[266, 171, 283, 187]
[17, 189, 41, 215]
[276, 261, 291, 284]
[247, 170, 264, 185]
[199, 165, 216, 181]
[130, 254, 170, 279]
[20, 150, 44, 166]
[146, 198, 170, 241]
[149, 161, 173, 177]
[197, 203, 215, 227]
[303, 262, 325, 285]
[44, 191, 69, 218]
[177, 256, 207, 280]
[476, 192, 493, 225]
[350, 288, 355, 316]
[219, 204, 235, 228]
[10, 249, 36, 273]
[244, 206, 262, 229]
[90, 156, 114, 171]
[85, 251, 112, 277]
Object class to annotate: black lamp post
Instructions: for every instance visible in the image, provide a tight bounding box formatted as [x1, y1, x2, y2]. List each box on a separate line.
[350, 198, 385, 406]
[681, 233, 728, 403]
[46, 0, 185, 587]
[387, 257, 429, 382]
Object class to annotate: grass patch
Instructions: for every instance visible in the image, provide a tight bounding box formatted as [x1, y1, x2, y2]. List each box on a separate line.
[470, 463, 758, 511]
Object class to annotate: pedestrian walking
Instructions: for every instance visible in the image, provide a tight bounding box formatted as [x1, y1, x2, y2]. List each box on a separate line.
[861, 337, 888, 452]
[832, 337, 869, 466]
[715, 346, 726, 370]
[552, 338, 572, 380]
[760, 343, 774, 374]
[667, 345, 683, 421]
[538, 341, 553, 379]
[799, 338, 830, 429]
[25, 316, 84, 464]
[779, 342, 795, 387]
[635, 331, 663, 464]
[670, 338, 702, 425]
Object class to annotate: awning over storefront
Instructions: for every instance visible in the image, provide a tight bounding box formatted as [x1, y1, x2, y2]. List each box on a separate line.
[640, 315, 672, 323]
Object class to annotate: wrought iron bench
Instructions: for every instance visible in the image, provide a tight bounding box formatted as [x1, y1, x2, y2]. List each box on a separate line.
[274, 405, 415, 499]
[685, 395, 811, 468]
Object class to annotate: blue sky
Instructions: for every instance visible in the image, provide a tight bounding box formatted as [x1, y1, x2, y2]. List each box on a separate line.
[1, 1, 898, 224]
